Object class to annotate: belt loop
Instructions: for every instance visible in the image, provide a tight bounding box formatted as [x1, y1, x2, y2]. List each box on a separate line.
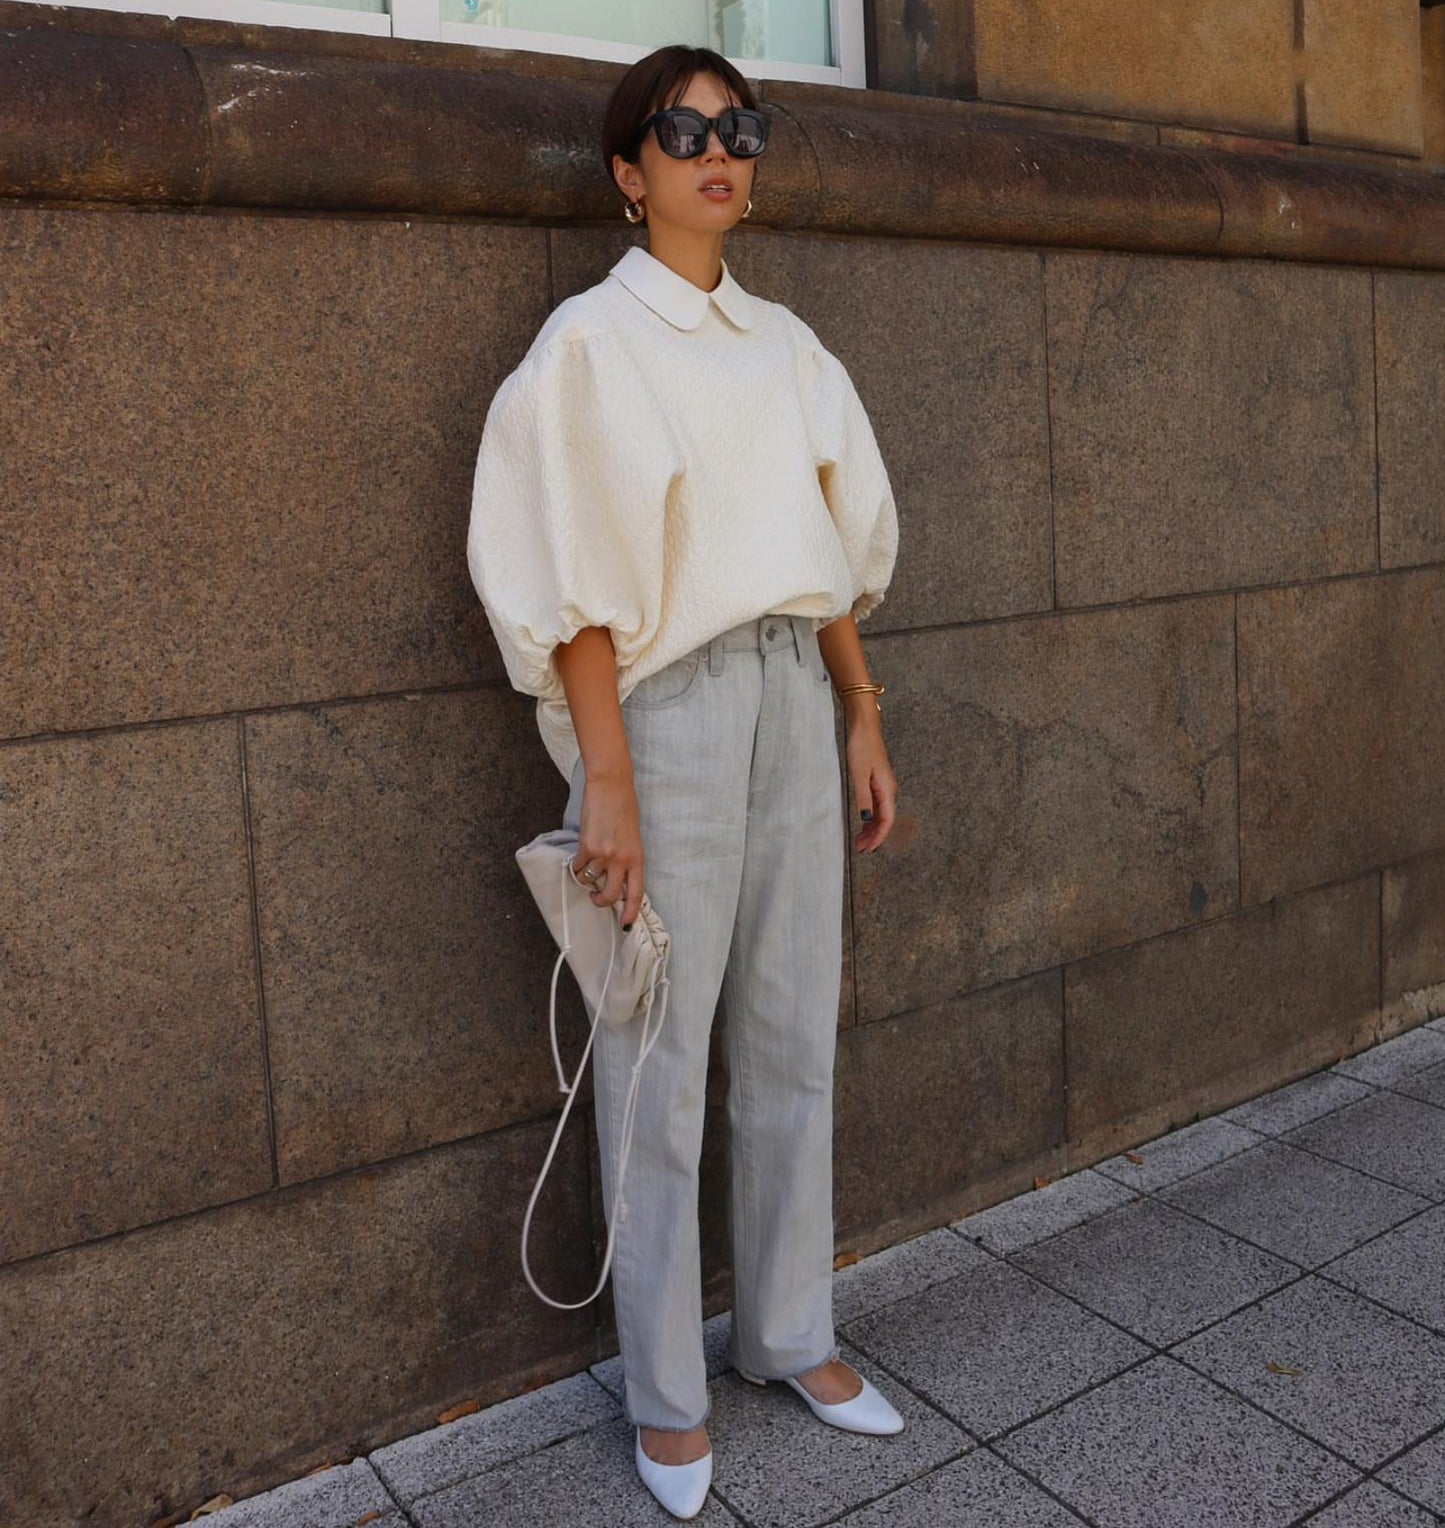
[708, 635, 724, 676]
[790, 614, 807, 666]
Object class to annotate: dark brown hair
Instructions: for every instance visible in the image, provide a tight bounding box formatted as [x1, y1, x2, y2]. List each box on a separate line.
[601, 44, 762, 196]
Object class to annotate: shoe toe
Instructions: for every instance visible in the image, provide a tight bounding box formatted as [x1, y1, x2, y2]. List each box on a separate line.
[635, 1429, 713, 1519]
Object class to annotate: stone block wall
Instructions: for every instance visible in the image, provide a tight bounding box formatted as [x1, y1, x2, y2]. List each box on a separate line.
[874, 0, 1431, 162]
[3, 5, 1445, 1525]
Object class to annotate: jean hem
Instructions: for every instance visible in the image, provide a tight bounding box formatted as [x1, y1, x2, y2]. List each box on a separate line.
[732, 1343, 841, 1383]
[627, 1397, 713, 1433]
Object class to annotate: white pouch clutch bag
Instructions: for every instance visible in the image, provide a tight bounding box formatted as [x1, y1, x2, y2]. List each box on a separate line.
[514, 827, 671, 1310]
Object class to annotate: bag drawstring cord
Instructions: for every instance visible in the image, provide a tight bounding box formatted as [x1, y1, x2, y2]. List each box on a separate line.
[521, 855, 670, 1310]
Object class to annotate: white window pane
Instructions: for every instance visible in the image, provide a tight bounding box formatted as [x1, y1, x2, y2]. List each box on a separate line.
[718, 0, 830, 64]
[444, 1, 833, 67]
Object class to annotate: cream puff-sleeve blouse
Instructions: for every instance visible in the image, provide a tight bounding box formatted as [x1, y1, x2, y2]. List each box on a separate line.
[467, 243, 899, 782]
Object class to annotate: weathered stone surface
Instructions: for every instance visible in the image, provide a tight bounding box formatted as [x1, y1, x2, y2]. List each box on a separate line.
[0, 25, 205, 202]
[8, 8, 1445, 267]
[1376, 269, 1445, 569]
[1302, 0, 1423, 157]
[1046, 251, 1376, 607]
[1158, 123, 1422, 174]
[1384, 851, 1445, 1014]
[1199, 148, 1445, 266]
[767, 75, 1161, 147]
[0, 1121, 594, 1528]
[554, 224, 1054, 631]
[834, 971, 1064, 1249]
[244, 688, 586, 1184]
[0, 720, 267, 1265]
[852, 597, 1237, 1022]
[0, 206, 545, 739]
[1238, 569, 1445, 905]
[869, 0, 976, 101]
[972, 0, 1297, 141]
[765, 89, 1224, 251]
[1065, 876, 1380, 1165]
[1427, 8, 1445, 171]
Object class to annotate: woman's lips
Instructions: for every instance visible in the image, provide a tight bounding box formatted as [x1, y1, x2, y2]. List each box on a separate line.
[700, 185, 733, 200]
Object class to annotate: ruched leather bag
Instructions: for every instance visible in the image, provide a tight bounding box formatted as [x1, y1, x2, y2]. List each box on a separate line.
[514, 827, 672, 1309]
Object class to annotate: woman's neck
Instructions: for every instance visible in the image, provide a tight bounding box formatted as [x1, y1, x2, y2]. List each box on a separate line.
[642, 228, 726, 293]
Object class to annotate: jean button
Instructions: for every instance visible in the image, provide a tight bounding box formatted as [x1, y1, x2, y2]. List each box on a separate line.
[765, 623, 779, 640]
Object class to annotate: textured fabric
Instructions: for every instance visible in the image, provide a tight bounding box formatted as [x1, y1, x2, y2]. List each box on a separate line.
[562, 613, 845, 1431]
[467, 242, 899, 780]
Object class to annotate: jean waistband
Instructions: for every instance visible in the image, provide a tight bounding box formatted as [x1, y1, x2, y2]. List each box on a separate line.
[702, 614, 815, 674]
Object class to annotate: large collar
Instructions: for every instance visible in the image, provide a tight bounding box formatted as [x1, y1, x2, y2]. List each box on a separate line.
[608, 244, 755, 331]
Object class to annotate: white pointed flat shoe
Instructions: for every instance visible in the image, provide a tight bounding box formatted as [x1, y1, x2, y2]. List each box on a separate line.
[635, 1427, 713, 1520]
[735, 1364, 905, 1436]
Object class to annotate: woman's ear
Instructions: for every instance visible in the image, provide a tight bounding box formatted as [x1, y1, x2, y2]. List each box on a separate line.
[613, 153, 643, 203]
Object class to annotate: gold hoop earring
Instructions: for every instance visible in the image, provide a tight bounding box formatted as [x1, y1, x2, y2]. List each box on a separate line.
[623, 198, 645, 224]
[742, 197, 753, 219]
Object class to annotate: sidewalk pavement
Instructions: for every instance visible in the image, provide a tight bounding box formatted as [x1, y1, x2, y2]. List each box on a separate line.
[215, 1010, 1445, 1527]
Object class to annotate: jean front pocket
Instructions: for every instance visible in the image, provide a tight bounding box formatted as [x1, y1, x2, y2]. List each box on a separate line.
[621, 651, 704, 711]
[811, 636, 832, 684]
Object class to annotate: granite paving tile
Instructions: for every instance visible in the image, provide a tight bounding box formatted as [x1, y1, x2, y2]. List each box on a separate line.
[832, 1227, 993, 1327]
[1221, 1069, 1378, 1136]
[1319, 1204, 1445, 1335]
[1089, 1114, 1266, 1192]
[1281, 1091, 1445, 1201]
[1333, 1027, 1445, 1088]
[950, 1168, 1138, 1255]
[1010, 1196, 1299, 1344]
[370, 1370, 620, 1504]
[1301, 1479, 1445, 1524]
[995, 1354, 1359, 1527]
[1156, 1138, 1431, 1268]
[1392, 1060, 1445, 1110]
[212, 1459, 403, 1527]
[841, 1257, 1150, 1439]
[409, 1415, 742, 1526]
[1378, 1429, 1445, 1518]
[705, 1341, 968, 1528]
[834, 1446, 1088, 1526]
[1173, 1275, 1445, 1470]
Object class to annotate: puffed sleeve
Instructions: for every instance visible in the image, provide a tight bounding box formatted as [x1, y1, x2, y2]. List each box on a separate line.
[466, 329, 684, 700]
[795, 322, 899, 623]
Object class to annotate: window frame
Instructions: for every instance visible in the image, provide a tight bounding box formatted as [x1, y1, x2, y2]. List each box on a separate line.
[25, 0, 866, 86]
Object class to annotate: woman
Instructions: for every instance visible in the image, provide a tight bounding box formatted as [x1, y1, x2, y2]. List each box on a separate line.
[467, 42, 902, 1520]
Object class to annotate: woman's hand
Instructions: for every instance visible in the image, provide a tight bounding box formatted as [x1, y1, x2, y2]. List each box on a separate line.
[576, 767, 645, 928]
[844, 703, 897, 853]
[816, 611, 898, 854]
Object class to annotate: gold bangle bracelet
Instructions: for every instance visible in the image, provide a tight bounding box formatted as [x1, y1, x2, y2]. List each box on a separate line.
[835, 680, 885, 714]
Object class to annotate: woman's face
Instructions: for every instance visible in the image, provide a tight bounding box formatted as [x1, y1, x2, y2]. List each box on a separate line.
[614, 70, 758, 235]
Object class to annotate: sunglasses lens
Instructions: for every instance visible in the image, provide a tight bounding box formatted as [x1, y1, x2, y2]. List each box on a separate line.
[721, 110, 768, 157]
[657, 111, 706, 157]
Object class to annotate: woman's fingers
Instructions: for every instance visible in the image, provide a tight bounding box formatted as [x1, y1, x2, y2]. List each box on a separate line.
[577, 776, 646, 927]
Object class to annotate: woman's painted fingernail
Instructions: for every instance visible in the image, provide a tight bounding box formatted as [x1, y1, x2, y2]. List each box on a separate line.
[622, 922, 633, 932]
[860, 809, 873, 821]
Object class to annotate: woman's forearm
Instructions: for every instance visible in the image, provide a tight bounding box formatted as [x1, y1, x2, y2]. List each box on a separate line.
[817, 613, 884, 735]
[554, 626, 634, 782]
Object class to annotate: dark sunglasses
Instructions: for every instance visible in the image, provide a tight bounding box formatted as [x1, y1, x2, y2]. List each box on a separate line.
[633, 106, 770, 160]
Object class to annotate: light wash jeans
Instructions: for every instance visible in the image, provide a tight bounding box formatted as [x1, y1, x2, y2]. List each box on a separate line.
[562, 612, 846, 1432]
